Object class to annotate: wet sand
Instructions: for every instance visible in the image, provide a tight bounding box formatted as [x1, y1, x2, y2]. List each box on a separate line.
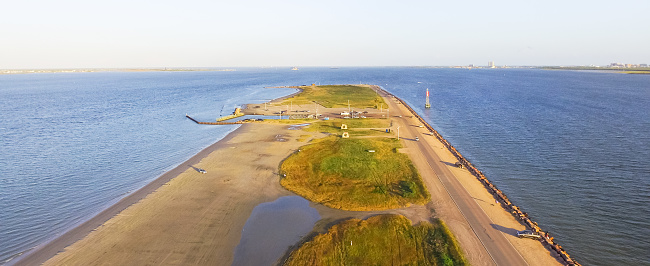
[13, 125, 244, 266]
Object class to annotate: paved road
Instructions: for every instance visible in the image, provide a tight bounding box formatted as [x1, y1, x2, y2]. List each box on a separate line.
[382, 91, 528, 266]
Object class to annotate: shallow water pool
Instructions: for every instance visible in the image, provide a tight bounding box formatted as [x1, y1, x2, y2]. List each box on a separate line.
[232, 196, 320, 265]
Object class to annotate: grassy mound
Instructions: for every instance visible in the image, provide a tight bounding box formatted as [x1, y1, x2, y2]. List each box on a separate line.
[280, 136, 429, 211]
[284, 215, 467, 266]
[281, 85, 385, 108]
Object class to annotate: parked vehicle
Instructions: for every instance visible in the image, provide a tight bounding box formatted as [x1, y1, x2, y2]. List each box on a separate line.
[516, 230, 541, 239]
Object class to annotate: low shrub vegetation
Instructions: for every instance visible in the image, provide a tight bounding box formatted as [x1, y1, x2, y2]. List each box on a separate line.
[281, 85, 385, 108]
[280, 136, 429, 211]
[284, 215, 467, 266]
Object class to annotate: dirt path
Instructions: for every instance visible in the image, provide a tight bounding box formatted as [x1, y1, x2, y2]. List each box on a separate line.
[377, 87, 563, 266]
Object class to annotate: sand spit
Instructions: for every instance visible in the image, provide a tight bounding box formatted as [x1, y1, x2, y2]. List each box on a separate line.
[15, 84, 566, 266]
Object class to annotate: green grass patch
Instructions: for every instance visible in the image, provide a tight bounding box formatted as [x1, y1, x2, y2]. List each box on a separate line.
[304, 119, 391, 134]
[284, 215, 467, 266]
[281, 85, 386, 108]
[297, 135, 311, 142]
[280, 136, 429, 211]
[263, 118, 314, 124]
[621, 70, 650, 74]
[349, 129, 391, 136]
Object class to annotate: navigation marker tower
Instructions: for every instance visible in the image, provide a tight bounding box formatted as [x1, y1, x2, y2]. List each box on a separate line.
[425, 88, 431, 108]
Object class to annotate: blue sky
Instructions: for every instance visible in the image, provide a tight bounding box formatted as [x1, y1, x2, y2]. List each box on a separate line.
[1, 0, 648, 68]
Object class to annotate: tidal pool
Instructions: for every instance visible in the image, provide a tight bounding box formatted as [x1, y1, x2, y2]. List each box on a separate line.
[232, 196, 320, 265]
[287, 123, 310, 130]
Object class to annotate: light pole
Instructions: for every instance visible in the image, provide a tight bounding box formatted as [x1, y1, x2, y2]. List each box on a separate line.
[348, 100, 351, 114]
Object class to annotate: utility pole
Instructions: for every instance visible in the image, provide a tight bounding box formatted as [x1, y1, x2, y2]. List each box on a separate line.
[348, 100, 351, 114]
[397, 126, 400, 139]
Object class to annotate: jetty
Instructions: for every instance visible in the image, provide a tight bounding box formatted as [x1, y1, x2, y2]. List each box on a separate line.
[185, 115, 250, 125]
[377, 86, 580, 266]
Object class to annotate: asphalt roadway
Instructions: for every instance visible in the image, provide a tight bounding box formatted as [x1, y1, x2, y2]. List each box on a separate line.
[382, 90, 528, 266]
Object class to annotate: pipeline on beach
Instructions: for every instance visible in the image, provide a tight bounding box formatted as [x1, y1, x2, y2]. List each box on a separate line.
[373, 85, 581, 266]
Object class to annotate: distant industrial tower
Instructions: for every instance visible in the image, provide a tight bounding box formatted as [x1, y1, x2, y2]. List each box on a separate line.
[488, 61, 495, 68]
[425, 88, 431, 108]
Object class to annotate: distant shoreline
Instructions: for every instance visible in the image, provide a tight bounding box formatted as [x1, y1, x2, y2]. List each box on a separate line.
[4, 67, 649, 75]
[0, 68, 236, 75]
[541, 66, 650, 74]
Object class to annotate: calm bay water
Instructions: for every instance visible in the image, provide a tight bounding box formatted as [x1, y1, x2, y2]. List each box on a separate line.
[1, 68, 648, 265]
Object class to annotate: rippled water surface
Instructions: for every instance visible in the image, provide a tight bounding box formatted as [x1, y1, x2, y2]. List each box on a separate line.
[1, 68, 648, 265]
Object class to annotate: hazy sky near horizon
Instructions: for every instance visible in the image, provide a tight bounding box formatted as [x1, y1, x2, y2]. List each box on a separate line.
[2, 0, 649, 68]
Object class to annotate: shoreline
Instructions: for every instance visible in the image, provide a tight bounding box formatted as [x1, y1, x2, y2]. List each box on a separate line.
[11, 125, 245, 266]
[0, 68, 237, 75]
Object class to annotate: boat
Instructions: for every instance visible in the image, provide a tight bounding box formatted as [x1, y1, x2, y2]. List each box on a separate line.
[291, 67, 299, 71]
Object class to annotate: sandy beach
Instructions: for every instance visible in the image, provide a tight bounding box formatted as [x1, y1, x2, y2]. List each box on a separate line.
[15, 85, 565, 266]
[20, 123, 320, 265]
